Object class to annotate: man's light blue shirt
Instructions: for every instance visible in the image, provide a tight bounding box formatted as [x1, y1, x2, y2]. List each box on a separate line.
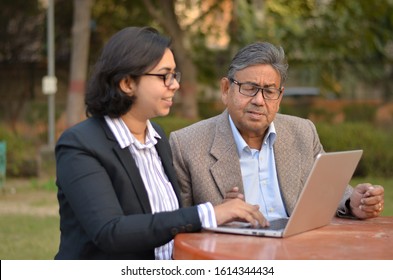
[229, 115, 288, 221]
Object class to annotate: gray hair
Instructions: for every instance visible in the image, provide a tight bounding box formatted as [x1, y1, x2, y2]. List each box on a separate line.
[227, 42, 288, 86]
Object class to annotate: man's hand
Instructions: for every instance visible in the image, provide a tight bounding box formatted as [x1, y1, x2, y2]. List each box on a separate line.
[224, 187, 245, 202]
[349, 183, 384, 219]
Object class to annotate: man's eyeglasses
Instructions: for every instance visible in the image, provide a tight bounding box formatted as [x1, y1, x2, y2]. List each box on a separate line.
[229, 78, 282, 100]
[144, 72, 181, 87]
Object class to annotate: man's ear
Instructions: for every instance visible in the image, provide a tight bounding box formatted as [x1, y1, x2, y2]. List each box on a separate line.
[220, 77, 230, 105]
[119, 77, 134, 95]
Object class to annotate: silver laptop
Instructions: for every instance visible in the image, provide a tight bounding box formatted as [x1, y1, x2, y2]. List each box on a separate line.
[205, 150, 363, 238]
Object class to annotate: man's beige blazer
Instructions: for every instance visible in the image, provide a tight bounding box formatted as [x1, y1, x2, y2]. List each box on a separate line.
[169, 110, 352, 216]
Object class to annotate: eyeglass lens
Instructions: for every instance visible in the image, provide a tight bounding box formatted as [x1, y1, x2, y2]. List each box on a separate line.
[165, 72, 181, 86]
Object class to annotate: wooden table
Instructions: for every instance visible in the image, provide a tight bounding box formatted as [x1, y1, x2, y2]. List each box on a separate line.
[174, 217, 393, 259]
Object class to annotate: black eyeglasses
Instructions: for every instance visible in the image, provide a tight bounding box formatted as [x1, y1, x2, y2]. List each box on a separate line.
[143, 72, 181, 87]
[229, 78, 282, 100]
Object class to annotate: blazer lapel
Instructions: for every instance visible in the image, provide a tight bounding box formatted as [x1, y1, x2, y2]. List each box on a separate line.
[113, 146, 152, 213]
[274, 115, 303, 214]
[101, 119, 152, 213]
[210, 110, 244, 198]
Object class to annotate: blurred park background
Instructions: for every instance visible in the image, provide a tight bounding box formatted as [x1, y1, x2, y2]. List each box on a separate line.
[0, 0, 392, 259]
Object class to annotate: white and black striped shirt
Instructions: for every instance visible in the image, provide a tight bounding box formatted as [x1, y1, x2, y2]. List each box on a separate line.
[105, 116, 216, 259]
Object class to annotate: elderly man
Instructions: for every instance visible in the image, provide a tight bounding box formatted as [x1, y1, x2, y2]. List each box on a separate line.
[169, 42, 384, 222]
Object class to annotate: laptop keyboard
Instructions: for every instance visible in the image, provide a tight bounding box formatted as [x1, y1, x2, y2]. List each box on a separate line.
[268, 218, 289, 230]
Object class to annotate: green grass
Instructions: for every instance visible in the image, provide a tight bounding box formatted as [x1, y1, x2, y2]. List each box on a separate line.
[0, 177, 59, 260]
[0, 214, 59, 259]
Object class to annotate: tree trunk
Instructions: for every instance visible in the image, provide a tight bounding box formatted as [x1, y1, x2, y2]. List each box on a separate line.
[65, 0, 93, 128]
[143, 0, 199, 120]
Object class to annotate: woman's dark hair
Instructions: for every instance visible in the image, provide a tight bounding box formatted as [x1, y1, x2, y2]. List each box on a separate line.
[85, 26, 171, 117]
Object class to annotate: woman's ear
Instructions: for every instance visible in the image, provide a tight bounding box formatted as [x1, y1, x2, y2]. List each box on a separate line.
[119, 77, 135, 96]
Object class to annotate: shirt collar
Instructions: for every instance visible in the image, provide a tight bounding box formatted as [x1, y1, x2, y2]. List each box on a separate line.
[228, 114, 276, 155]
[104, 116, 161, 149]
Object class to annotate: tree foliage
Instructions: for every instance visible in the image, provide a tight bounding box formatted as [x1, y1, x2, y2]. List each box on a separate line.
[261, 0, 393, 99]
[1, 0, 393, 126]
[0, 0, 44, 62]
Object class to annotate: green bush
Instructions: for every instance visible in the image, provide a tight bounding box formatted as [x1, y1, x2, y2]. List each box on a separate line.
[316, 122, 393, 177]
[198, 101, 224, 119]
[280, 102, 312, 119]
[0, 124, 39, 177]
[343, 103, 377, 123]
[2, 113, 392, 180]
[152, 116, 197, 137]
[153, 115, 393, 178]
